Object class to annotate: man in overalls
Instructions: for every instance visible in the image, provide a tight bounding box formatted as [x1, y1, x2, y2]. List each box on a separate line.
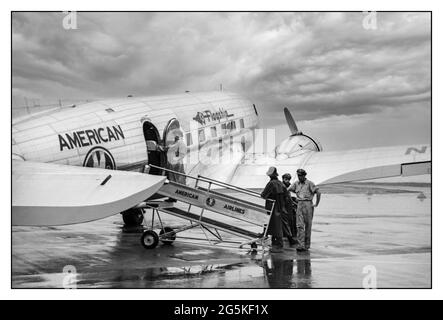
[288, 169, 321, 251]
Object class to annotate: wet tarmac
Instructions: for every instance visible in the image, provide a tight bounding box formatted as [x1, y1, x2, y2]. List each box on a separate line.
[12, 184, 431, 288]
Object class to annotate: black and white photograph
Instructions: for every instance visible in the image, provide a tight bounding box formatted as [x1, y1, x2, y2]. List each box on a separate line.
[11, 11, 431, 290]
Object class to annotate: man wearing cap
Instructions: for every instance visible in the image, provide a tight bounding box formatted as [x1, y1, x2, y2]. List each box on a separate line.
[261, 166, 286, 253]
[288, 169, 321, 251]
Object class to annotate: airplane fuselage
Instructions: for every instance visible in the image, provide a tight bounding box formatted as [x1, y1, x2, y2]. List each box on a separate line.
[12, 90, 431, 189]
[12, 91, 259, 178]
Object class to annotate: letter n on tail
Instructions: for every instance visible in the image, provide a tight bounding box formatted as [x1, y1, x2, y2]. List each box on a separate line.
[405, 146, 427, 155]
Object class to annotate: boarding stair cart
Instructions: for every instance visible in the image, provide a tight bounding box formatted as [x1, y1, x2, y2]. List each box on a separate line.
[136, 165, 275, 252]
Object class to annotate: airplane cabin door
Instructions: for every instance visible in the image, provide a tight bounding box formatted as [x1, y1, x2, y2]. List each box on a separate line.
[142, 121, 164, 175]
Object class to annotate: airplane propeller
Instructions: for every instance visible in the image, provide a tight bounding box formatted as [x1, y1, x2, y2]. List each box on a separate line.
[284, 107, 299, 136]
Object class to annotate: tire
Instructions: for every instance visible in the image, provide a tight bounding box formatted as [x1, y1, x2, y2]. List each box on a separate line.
[159, 227, 176, 245]
[122, 208, 144, 226]
[141, 230, 159, 249]
[251, 243, 258, 252]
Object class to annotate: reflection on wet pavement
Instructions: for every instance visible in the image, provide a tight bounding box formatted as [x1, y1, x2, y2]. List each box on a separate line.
[12, 188, 431, 288]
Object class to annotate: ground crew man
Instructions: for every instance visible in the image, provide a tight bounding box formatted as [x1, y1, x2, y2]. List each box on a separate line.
[261, 167, 286, 253]
[282, 173, 297, 241]
[288, 169, 321, 251]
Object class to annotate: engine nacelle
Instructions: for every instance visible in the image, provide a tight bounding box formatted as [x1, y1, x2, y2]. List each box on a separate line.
[275, 133, 322, 160]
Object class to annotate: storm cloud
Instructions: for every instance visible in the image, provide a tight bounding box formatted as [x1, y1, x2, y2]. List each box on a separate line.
[12, 12, 430, 148]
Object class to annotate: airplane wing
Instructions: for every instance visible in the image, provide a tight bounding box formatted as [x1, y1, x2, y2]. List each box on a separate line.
[186, 141, 246, 184]
[229, 144, 431, 188]
[12, 160, 166, 226]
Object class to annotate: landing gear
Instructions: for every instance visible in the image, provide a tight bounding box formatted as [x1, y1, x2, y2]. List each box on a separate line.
[122, 208, 144, 227]
[141, 230, 159, 249]
[159, 227, 176, 245]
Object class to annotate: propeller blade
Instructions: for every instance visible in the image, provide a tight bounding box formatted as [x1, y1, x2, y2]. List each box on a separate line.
[284, 107, 299, 135]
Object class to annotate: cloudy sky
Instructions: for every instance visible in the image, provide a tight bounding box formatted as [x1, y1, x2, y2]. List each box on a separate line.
[12, 12, 431, 150]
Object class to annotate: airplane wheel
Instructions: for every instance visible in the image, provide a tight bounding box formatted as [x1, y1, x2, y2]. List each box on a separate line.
[159, 227, 176, 245]
[122, 208, 144, 226]
[141, 230, 159, 249]
[251, 243, 258, 252]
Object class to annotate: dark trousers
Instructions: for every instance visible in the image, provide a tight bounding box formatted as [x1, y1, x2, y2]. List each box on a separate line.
[281, 208, 297, 240]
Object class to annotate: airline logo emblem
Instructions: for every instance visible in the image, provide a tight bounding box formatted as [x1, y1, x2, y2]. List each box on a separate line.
[83, 146, 116, 170]
[206, 197, 216, 207]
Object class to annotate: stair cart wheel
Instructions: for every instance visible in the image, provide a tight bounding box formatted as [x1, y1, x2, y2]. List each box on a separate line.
[159, 227, 176, 245]
[141, 230, 159, 249]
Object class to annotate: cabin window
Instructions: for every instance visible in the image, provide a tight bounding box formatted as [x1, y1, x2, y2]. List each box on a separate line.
[211, 126, 217, 138]
[239, 119, 245, 129]
[226, 121, 236, 131]
[198, 129, 206, 143]
[186, 132, 193, 146]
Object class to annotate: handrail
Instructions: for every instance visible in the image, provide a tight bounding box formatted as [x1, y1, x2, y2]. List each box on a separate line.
[148, 163, 274, 204]
[196, 174, 262, 199]
[148, 164, 193, 179]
